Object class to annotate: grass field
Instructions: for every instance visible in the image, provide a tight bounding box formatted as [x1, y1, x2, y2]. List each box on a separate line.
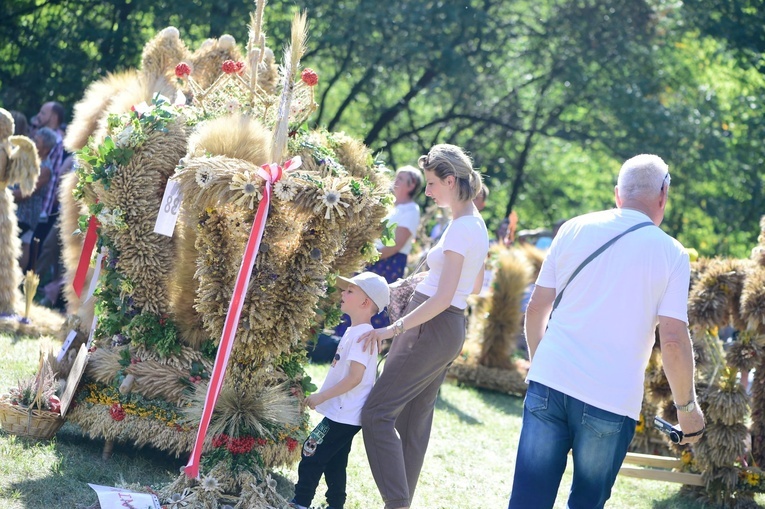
[0, 331, 756, 508]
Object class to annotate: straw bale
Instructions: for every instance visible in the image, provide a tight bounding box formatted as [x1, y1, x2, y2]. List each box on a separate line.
[479, 249, 531, 369]
[140, 27, 190, 88]
[0, 190, 21, 315]
[188, 114, 271, 166]
[741, 267, 765, 333]
[447, 359, 528, 396]
[64, 71, 140, 152]
[188, 35, 244, 90]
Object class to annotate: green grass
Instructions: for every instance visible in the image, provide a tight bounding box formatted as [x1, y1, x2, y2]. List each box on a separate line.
[0, 332, 757, 508]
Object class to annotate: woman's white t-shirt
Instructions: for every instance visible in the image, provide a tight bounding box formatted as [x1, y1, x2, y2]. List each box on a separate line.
[416, 213, 489, 309]
[376, 202, 421, 255]
[315, 324, 377, 426]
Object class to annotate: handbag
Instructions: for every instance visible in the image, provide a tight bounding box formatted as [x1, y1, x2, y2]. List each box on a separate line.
[387, 257, 428, 323]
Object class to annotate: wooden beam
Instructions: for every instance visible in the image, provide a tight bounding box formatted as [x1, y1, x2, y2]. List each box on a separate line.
[623, 452, 683, 469]
[619, 465, 704, 486]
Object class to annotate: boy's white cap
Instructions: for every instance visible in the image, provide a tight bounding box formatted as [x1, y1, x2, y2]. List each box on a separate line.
[336, 272, 390, 311]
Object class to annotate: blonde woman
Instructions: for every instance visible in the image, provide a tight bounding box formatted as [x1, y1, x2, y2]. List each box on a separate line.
[359, 144, 489, 509]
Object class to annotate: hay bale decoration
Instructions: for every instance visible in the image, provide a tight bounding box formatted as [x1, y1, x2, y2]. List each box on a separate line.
[60, 1, 392, 506]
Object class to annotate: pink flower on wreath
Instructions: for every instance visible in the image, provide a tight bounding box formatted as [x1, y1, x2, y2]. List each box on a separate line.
[110, 403, 126, 421]
[222, 60, 244, 74]
[175, 62, 192, 78]
[301, 68, 319, 86]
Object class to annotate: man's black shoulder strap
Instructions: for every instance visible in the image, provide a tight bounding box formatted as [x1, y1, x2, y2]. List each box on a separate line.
[551, 221, 654, 314]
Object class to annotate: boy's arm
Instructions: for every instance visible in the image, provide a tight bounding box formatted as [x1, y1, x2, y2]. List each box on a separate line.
[305, 361, 367, 409]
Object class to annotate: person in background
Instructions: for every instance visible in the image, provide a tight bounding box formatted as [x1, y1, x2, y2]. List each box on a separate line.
[30, 101, 66, 141]
[534, 218, 566, 250]
[290, 272, 389, 509]
[509, 154, 705, 509]
[10, 111, 29, 136]
[473, 183, 489, 212]
[13, 127, 56, 271]
[359, 144, 489, 509]
[369, 165, 423, 326]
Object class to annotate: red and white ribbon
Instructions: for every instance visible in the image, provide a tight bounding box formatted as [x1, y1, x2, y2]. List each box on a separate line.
[184, 156, 301, 478]
[73, 215, 100, 299]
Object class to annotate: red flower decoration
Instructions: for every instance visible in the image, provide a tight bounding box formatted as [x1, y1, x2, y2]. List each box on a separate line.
[301, 68, 319, 87]
[110, 403, 126, 421]
[222, 60, 244, 74]
[227, 436, 256, 454]
[48, 396, 61, 414]
[286, 437, 299, 452]
[255, 437, 268, 447]
[212, 434, 229, 448]
[175, 63, 192, 78]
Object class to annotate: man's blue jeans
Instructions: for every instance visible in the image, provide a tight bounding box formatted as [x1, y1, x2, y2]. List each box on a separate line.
[508, 381, 636, 509]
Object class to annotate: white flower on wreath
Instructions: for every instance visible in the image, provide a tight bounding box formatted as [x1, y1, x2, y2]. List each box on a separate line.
[230, 170, 262, 209]
[114, 124, 134, 148]
[316, 179, 350, 220]
[195, 167, 213, 188]
[265, 474, 278, 493]
[273, 178, 297, 202]
[200, 474, 220, 493]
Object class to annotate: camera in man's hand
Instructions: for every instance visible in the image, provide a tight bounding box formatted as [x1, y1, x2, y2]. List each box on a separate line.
[653, 416, 683, 444]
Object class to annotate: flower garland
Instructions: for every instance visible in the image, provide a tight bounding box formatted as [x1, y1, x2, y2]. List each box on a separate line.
[79, 382, 188, 429]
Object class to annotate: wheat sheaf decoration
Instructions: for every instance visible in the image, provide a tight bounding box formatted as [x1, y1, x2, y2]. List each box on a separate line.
[60, 0, 391, 506]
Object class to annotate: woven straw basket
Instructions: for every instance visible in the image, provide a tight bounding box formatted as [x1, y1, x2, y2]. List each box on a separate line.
[0, 401, 65, 440]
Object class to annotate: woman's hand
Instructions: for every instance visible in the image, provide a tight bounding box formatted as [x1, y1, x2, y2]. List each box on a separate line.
[358, 326, 394, 353]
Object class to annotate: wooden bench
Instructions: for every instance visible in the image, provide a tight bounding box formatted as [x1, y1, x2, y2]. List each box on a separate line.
[619, 452, 704, 486]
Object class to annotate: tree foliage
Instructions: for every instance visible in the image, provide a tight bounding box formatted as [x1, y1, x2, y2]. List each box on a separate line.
[1, 0, 762, 257]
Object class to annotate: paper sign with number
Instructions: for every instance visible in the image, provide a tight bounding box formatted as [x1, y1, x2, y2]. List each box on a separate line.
[154, 180, 183, 237]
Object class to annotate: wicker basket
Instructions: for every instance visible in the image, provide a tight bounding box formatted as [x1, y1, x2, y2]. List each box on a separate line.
[0, 401, 65, 440]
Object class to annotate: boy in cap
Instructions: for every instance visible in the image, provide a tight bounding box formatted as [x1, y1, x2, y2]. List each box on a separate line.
[291, 271, 389, 509]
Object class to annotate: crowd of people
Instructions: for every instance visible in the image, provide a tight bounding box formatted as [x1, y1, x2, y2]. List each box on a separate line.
[6, 101, 72, 310]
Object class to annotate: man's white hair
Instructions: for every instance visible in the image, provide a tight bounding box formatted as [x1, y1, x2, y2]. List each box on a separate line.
[616, 154, 669, 201]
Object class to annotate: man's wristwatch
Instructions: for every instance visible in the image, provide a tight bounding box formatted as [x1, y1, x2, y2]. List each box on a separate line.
[674, 400, 696, 412]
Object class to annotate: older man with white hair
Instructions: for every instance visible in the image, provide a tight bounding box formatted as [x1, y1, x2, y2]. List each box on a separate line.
[508, 154, 705, 509]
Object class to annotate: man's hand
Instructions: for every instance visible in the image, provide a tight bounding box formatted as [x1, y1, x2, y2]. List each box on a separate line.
[677, 407, 705, 445]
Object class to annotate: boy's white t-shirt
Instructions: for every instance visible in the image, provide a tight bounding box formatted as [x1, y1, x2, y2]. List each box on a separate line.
[528, 208, 690, 419]
[315, 323, 378, 426]
[376, 202, 421, 255]
[416, 213, 489, 309]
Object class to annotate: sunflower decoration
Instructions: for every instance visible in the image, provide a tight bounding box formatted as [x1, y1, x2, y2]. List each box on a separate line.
[229, 169, 263, 209]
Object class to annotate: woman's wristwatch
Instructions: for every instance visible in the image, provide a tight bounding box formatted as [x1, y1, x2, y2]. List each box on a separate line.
[393, 319, 405, 336]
